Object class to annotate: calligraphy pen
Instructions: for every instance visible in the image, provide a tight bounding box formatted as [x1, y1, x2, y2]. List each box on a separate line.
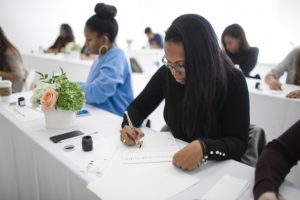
[125, 111, 143, 148]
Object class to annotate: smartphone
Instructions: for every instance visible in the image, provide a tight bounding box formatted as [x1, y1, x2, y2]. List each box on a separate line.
[76, 109, 90, 117]
[49, 130, 84, 143]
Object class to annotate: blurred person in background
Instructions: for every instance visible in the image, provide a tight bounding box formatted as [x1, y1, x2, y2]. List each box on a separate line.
[44, 23, 75, 53]
[222, 23, 259, 78]
[0, 26, 28, 93]
[265, 47, 300, 99]
[144, 27, 163, 49]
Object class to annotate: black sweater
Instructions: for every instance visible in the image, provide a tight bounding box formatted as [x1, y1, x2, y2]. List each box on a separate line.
[253, 120, 300, 200]
[122, 66, 249, 161]
[228, 47, 259, 76]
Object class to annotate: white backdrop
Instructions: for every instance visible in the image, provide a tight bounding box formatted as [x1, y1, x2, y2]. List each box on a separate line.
[0, 0, 300, 63]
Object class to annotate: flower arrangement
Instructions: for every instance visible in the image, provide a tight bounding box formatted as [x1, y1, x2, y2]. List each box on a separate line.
[31, 68, 85, 112]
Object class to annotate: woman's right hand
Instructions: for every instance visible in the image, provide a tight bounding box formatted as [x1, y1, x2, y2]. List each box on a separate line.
[120, 125, 144, 146]
[266, 75, 282, 90]
[258, 192, 285, 200]
[269, 79, 282, 90]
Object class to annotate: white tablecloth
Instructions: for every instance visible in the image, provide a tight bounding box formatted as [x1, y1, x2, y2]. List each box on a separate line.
[22, 53, 92, 82]
[1, 92, 300, 200]
[0, 93, 119, 200]
[246, 78, 300, 141]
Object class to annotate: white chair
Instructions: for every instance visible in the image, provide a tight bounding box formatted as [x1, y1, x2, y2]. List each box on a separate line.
[22, 69, 36, 92]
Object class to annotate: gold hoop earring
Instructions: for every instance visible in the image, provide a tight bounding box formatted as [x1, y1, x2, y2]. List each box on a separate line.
[98, 45, 108, 55]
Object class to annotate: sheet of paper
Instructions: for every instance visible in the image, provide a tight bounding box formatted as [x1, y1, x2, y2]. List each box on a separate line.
[87, 144, 199, 200]
[4, 105, 43, 122]
[63, 134, 119, 176]
[280, 184, 300, 200]
[201, 175, 249, 200]
[122, 128, 179, 163]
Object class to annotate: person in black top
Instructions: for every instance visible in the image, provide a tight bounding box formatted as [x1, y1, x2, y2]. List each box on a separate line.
[120, 14, 250, 171]
[253, 120, 300, 200]
[222, 24, 259, 78]
[144, 27, 163, 49]
[44, 23, 75, 53]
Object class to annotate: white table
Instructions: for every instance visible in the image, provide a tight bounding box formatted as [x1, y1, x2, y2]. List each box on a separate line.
[246, 78, 300, 141]
[0, 92, 119, 200]
[1, 92, 300, 200]
[246, 78, 300, 187]
[22, 50, 163, 81]
[22, 53, 93, 82]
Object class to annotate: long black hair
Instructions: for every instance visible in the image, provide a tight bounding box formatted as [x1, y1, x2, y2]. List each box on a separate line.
[85, 3, 118, 42]
[165, 14, 234, 140]
[0, 27, 20, 70]
[221, 23, 249, 54]
[60, 23, 74, 42]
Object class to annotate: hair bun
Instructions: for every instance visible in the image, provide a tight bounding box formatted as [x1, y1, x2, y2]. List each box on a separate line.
[94, 3, 117, 19]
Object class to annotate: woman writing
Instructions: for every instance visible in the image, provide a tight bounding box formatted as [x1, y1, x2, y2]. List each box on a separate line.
[222, 24, 259, 78]
[120, 14, 249, 171]
[265, 47, 300, 99]
[79, 3, 133, 116]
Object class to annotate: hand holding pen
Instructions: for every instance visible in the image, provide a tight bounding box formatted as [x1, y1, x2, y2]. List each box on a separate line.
[269, 79, 282, 91]
[120, 111, 144, 148]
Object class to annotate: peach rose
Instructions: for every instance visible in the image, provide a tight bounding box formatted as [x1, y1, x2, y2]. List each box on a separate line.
[41, 89, 58, 112]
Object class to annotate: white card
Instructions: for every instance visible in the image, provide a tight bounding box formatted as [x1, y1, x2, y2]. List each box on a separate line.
[202, 175, 249, 200]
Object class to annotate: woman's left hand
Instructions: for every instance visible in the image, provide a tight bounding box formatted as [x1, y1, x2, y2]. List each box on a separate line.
[286, 90, 300, 99]
[172, 140, 203, 171]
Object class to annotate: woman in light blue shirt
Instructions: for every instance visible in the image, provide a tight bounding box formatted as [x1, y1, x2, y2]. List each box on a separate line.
[79, 3, 133, 116]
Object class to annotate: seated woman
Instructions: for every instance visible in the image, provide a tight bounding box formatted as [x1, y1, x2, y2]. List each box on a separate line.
[222, 24, 259, 78]
[120, 14, 249, 171]
[44, 23, 75, 53]
[79, 3, 133, 116]
[253, 120, 300, 200]
[265, 47, 300, 98]
[0, 27, 28, 93]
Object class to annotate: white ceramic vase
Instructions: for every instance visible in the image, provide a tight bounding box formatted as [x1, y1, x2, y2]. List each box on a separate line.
[44, 109, 76, 129]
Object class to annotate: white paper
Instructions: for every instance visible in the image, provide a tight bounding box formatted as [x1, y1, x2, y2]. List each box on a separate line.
[87, 146, 199, 200]
[201, 175, 249, 200]
[280, 184, 300, 200]
[122, 128, 179, 163]
[4, 105, 43, 121]
[63, 135, 119, 176]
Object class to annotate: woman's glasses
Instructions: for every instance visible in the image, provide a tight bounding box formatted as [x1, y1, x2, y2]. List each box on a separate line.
[161, 56, 185, 73]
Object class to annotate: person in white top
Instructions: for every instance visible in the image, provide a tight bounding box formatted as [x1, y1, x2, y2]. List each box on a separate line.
[265, 47, 300, 98]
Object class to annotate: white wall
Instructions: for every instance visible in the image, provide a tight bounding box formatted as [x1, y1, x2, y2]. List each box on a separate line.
[1, 0, 300, 64]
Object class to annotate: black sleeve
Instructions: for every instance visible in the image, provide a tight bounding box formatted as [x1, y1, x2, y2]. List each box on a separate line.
[240, 47, 259, 76]
[121, 67, 165, 127]
[202, 69, 249, 161]
[253, 120, 300, 200]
